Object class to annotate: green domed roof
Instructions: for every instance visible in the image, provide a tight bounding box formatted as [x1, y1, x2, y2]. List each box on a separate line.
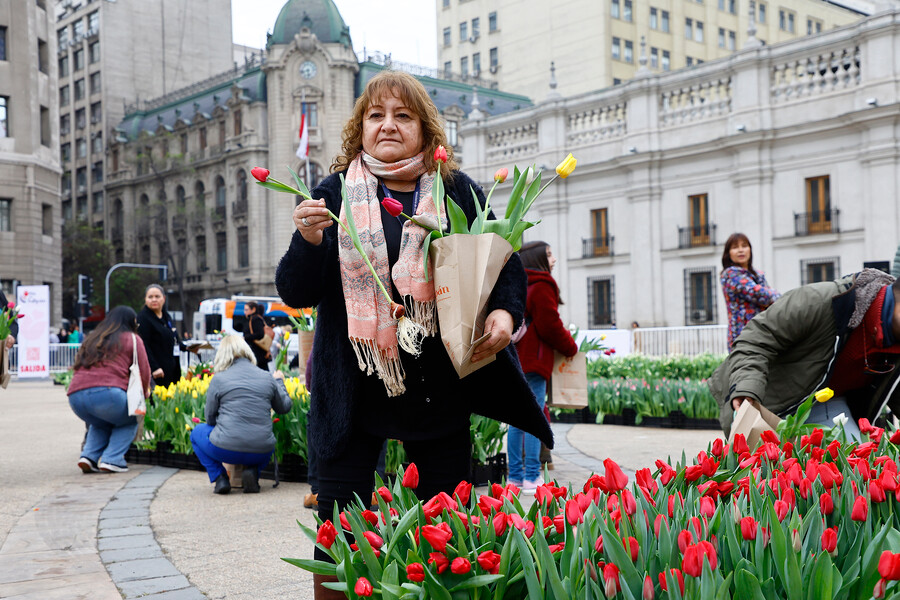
[268, 0, 352, 48]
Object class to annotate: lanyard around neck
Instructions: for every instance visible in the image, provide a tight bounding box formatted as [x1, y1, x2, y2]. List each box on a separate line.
[380, 179, 421, 218]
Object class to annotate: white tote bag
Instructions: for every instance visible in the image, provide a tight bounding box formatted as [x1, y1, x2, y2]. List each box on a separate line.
[127, 333, 146, 416]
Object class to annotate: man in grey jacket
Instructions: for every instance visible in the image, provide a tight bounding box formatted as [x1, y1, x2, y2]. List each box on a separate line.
[190, 336, 293, 494]
[710, 269, 900, 438]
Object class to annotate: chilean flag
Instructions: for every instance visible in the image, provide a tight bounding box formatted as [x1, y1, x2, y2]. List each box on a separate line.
[295, 111, 308, 160]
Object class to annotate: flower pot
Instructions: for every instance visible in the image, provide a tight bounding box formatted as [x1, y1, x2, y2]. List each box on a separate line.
[471, 453, 507, 487]
[551, 410, 582, 424]
[260, 453, 308, 483]
[668, 410, 687, 429]
[621, 408, 637, 427]
[602, 414, 625, 426]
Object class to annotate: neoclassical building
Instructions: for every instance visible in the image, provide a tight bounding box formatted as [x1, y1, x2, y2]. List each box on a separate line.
[461, 10, 900, 330]
[105, 0, 530, 325]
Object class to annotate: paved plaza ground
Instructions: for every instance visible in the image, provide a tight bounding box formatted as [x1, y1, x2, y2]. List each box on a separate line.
[0, 380, 720, 599]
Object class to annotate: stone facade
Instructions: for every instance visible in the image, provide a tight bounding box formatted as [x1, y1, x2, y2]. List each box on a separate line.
[460, 11, 900, 330]
[436, 0, 886, 100]
[0, 0, 63, 325]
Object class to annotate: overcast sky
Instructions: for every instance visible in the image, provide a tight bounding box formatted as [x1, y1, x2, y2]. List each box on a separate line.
[231, 0, 438, 68]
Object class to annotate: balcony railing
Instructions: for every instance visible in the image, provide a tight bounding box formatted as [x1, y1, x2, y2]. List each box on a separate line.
[232, 198, 248, 216]
[794, 209, 840, 236]
[213, 205, 226, 220]
[581, 236, 615, 258]
[172, 214, 187, 231]
[677, 224, 717, 249]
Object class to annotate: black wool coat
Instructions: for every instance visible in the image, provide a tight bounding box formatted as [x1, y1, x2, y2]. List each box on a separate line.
[275, 170, 554, 462]
[137, 306, 182, 387]
[243, 313, 270, 367]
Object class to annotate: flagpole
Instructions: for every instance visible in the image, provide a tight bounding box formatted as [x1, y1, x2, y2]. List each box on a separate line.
[301, 88, 310, 182]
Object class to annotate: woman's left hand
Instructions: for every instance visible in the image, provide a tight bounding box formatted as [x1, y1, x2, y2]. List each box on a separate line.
[471, 309, 514, 363]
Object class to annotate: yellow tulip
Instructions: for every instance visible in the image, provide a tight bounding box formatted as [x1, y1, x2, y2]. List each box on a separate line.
[175, 406, 179, 413]
[192, 391, 197, 399]
[814, 387, 834, 403]
[186, 424, 192, 430]
[555, 153, 577, 178]
[284, 331, 291, 341]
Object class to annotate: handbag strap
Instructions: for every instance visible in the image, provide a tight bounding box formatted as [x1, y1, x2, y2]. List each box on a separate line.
[131, 333, 138, 367]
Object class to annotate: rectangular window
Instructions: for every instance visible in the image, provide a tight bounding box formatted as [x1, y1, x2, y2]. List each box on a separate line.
[238, 227, 249, 268]
[58, 26, 68, 48]
[76, 166, 86, 191]
[489, 11, 497, 32]
[0, 199, 11, 231]
[180, 133, 187, 154]
[807, 18, 822, 34]
[758, 2, 766, 22]
[61, 143, 71, 162]
[623, 0, 633, 20]
[624, 40, 633, 63]
[42, 204, 53, 235]
[788, 12, 795, 32]
[611, 0, 620, 18]
[216, 232, 227, 271]
[472, 52, 481, 74]
[684, 267, 717, 324]
[588, 277, 615, 328]
[74, 78, 85, 100]
[62, 171, 71, 195]
[444, 61, 452, 76]
[662, 50, 670, 70]
[89, 41, 100, 63]
[688, 193, 709, 245]
[459, 21, 468, 42]
[661, 10, 670, 32]
[687, 56, 694, 66]
[471, 17, 480, 38]
[443, 0, 449, 6]
[61, 114, 70, 135]
[695, 20, 704, 42]
[651, 47, 659, 68]
[233, 110, 242, 135]
[805, 175, 832, 233]
[590, 208, 610, 256]
[446, 120, 458, 147]
[73, 20, 84, 38]
[92, 191, 102, 214]
[199, 127, 207, 150]
[612, 37, 621, 60]
[76, 138, 86, 158]
[196, 236, 207, 271]
[59, 55, 68, 77]
[38, 40, 49, 73]
[60, 85, 69, 107]
[74, 48, 84, 71]
[490, 47, 498, 68]
[613, 78, 622, 85]
[650, 7, 658, 29]
[92, 161, 102, 183]
[443, 27, 451, 46]
[92, 133, 102, 154]
[685, 18, 693, 39]
[91, 101, 101, 123]
[729, 0, 736, 13]
[0, 96, 8, 138]
[301, 101, 318, 128]
[728, 30, 736, 50]
[460, 56, 468, 76]
[218, 120, 226, 146]
[0, 26, 6, 61]
[718, 27, 726, 47]
[88, 11, 99, 32]
[801, 258, 839, 285]
[40, 106, 50, 146]
[111, 149, 118, 172]
[90, 71, 101, 94]
[76, 108, 85, 129]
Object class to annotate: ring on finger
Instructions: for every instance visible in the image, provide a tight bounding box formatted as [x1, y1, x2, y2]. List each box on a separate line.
[301, 217, 311, 227]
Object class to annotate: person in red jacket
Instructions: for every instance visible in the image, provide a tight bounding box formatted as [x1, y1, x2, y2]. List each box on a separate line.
[511, 241, 578, 492]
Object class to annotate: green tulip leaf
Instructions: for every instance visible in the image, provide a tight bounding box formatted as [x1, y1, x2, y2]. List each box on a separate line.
[511, 528, 543, 599]
[471, 185, 486, 235]
[255, 180, 304, 195]
[281, 557, 337, 576]
[445, 198, 470, 235]
[735, 569, 766, 600]
[286, 165, 312, 198]
[448, 575, 505, 591]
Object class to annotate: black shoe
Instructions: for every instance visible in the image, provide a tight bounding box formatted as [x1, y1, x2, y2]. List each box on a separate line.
[214, 473, 231, 494]
[242, 465, 260, 493]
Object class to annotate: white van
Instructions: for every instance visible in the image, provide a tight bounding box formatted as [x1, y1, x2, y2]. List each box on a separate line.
[192, 296, 312, 354]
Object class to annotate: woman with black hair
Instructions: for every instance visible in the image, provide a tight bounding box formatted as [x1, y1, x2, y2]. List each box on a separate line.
[512, 241, 578, 493]
[242, 301, 270, 371]
[720, 233, 780, 351]
[68, 306, 152, 473]
[137, 284, 183, 386]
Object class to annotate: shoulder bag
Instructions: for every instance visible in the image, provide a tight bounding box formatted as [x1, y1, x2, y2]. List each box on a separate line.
[249, 317, 274, 352]
[127, 333, 146, 416]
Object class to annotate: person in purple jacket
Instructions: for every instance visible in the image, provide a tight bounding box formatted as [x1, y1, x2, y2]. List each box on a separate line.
[720, 233, 781, 351]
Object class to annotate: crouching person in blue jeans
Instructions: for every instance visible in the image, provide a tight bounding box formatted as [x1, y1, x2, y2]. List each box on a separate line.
[190, 335, 292, 494]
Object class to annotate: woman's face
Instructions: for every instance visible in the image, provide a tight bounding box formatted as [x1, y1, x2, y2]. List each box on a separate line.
[361, 90, 423, 163]
[144, 288, 165, 311]
[546, 246, 557, 271]
[243, 304, 255, 316]
[729, 240, 751, 268]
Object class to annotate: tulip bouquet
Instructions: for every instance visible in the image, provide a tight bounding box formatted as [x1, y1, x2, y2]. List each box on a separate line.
[0, 300, 22, 341]
[287, 391, 900, 599]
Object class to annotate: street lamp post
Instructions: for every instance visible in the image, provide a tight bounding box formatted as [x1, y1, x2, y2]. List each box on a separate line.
[104, 263, 168, 313]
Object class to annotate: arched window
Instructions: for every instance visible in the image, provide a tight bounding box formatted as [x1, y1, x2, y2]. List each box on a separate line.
[215, 176, 226, 218]
[194, 181, 206, 208]
[299, 162, 322, 192]
[237, 169, 247, 203]
[113, 198, 124, 238]
[175, 185, 186, 209]
[138, 194, 150, 234]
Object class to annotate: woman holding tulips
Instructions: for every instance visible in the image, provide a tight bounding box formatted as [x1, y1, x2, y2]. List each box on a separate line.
[274, 70, 552, 599]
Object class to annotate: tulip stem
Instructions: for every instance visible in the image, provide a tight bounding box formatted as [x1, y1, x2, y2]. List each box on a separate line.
[326, 209, 394, 306]
[481, 180, 500, 234]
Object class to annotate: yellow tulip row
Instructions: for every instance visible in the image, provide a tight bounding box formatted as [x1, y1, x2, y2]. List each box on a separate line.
[151, 374, 309, 404]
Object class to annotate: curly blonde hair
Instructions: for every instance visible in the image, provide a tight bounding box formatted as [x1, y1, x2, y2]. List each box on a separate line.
[212, 334, 257, 372]
[331, 70, 459, 177]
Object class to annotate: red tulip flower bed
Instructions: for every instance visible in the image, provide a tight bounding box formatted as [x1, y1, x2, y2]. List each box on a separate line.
[286, 396, 900, 598]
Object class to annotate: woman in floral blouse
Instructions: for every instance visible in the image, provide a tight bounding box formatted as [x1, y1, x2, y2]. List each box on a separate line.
[721, 233, 781, 350]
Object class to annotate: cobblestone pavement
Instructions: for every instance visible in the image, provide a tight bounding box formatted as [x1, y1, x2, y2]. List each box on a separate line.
[0, 380, 720, 599]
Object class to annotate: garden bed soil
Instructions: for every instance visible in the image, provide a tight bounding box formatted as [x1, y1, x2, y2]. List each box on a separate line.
[124, 446, 309, 482]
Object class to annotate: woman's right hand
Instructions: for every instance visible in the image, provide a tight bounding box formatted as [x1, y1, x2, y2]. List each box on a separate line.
[293, 199, 332, 246]
[152, 368, 164, 379]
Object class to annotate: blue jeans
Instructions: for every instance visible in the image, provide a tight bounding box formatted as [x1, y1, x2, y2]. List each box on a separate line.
[68, 386, 138, 468]
[507, 373, 546, 482]
[190, 423, 273, 483]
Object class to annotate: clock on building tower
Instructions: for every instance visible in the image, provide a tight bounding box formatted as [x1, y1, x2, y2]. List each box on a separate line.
[299, 60, 317, 79]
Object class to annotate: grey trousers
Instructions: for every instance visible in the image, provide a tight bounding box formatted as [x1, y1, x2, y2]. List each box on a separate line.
[806, 397, 861, 441]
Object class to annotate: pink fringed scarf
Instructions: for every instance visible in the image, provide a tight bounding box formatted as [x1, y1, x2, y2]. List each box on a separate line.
[339, 152, 444, 396]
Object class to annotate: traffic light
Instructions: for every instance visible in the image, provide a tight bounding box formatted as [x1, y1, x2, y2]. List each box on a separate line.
[84, 276, 94, 300]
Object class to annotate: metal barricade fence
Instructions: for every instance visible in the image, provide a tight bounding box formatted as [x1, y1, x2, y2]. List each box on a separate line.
[8, 344, 83, 374]
[631, 325, 728, 356]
